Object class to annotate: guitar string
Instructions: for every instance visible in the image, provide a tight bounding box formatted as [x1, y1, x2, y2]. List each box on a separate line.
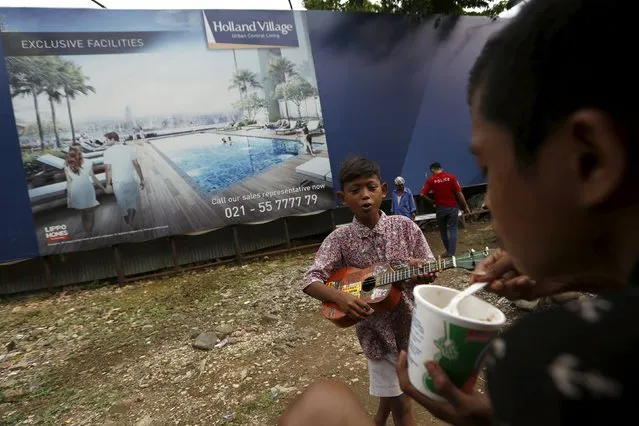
[377, 249, 492, 286]
[331, 249, 492, 290]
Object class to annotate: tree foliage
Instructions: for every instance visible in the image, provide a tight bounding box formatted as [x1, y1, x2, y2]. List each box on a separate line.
[233, 93, 268, 121]
[6, 56, 95, 149]
[303, 0, 511, 18]
[275, 76, 316, 118]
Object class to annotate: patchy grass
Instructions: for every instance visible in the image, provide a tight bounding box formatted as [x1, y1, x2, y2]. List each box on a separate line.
[0, 223, 501, 425]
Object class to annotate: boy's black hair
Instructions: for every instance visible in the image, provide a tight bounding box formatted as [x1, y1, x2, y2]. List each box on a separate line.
[468, 0, 638, 164]
[429, 162, 442, 171]
[338, 156, 382, 190]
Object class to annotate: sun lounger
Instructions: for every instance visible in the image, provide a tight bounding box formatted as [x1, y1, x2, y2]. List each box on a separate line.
[29, 173, 106, 205]
[36, 154, 66, 170]
[37, 153, 103, 169]
[295, 157, 333, 189]
[275, 120, 298, 135]
[305, 120, 324, 135]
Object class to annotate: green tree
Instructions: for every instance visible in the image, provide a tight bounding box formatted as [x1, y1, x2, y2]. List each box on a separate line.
[303, 0, 510, 17]
[275, 76, 316, 118]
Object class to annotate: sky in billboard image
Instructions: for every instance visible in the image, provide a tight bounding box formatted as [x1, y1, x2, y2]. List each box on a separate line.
[2, 9, 316, 122]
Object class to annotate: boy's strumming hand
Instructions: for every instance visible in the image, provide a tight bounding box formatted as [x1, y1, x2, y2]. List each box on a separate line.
[335, 293, 373, 320]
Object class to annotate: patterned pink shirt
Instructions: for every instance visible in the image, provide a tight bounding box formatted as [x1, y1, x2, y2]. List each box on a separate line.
[303, 212, 434, 360]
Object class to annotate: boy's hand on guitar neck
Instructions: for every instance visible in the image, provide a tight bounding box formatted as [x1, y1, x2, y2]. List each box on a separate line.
[400, 258, 438, 288]
[335, 292, 373, 320]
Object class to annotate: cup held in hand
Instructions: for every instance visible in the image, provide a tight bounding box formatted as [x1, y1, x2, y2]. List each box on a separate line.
[408, 285, 506, 400]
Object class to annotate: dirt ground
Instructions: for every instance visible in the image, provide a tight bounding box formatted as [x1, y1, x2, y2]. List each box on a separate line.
[1, 220, 527, 426]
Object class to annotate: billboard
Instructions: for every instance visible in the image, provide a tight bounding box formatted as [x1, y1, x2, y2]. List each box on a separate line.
[1, 8, 334, 258]
[0, 8, 502, 263]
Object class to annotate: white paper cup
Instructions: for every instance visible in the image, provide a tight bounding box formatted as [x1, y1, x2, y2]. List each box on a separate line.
[408, 285, 506, 401]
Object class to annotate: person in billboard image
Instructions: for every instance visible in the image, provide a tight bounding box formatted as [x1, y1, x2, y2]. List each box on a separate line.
[103, 131, 145, 229]
[390, 176, 416, 220]
[301, 125, 317, 156]
[64, 143, 105, 237]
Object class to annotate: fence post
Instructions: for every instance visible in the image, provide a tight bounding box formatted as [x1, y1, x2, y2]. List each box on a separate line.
[170, 237, 180, 271]
[113, 245, 125, 285]
[43, 257, 53, 294]
[329, 209, 336, 230]
[283, 218, 291, 249]
[232, 225, 243, 261]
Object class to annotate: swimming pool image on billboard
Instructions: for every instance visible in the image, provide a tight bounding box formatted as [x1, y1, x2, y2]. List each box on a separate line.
[151, 133, 302, 194]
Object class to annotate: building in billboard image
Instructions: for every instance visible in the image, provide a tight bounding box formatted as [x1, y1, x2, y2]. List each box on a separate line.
[2, 8, 334, 255]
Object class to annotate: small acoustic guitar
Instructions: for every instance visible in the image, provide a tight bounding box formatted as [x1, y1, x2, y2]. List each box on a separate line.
[321, 247, 492, 327]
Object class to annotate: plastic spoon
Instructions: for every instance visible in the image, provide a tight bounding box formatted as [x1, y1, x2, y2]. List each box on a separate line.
[442, 282, 489, 316]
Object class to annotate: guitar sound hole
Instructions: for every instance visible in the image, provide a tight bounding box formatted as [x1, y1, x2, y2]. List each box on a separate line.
[362, 277, 376, 292]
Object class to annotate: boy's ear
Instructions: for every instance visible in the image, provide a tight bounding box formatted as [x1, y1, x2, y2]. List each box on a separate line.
[336, 191, 345, 204]
[381, 182, 388, 197]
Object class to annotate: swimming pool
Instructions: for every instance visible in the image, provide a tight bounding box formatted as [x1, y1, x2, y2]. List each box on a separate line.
[151, 133, 301, 193]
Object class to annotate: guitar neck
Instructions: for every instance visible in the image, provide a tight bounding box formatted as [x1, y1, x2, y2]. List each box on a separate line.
[377, 257, 461, 286]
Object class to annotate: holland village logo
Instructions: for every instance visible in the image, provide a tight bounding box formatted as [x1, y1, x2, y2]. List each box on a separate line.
[211, 20, 295, 36]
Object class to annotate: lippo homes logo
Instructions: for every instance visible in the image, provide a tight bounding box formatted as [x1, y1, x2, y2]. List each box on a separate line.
[202, 10, 299, 49]
[44, 224, 70, 244]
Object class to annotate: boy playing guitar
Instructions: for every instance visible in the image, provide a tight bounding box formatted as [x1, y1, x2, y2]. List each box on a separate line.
[300, 156, 436, 426]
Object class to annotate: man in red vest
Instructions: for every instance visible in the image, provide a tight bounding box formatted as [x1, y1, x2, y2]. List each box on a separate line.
[420, 162, 470, 257]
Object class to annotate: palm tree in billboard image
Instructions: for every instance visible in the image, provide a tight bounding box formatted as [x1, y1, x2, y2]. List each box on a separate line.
[42, 57, 69, 148]
[229, 69, 262, 119]
[267, 56, 297, 119]
[7, 57, 50, 149]
[6, 56, 94, 149]
[61, 60, 95, 144]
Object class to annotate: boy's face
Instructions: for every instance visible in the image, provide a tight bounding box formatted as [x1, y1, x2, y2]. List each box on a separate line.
[470, 89, 628, 281]
[338, 175, 387, 223]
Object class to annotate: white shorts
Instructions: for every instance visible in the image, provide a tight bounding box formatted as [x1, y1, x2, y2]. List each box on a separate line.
[367, 352, 402, 397]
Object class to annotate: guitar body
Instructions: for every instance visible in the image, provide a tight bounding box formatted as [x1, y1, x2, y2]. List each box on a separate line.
[321, 263, 402, 328]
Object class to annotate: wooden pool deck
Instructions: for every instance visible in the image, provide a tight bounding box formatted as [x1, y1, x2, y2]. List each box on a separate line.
[33, 139, 334, 255]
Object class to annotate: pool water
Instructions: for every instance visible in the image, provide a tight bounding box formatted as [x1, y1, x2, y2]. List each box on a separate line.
[151, 133, 301, 193]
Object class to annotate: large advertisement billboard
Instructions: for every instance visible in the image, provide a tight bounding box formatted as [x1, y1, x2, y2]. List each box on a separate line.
[2, 9, 334, 257]
[0, 8, 502, 263]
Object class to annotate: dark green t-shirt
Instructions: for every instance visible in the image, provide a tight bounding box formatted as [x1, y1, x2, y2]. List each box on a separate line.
[486, 263, 639, 425]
